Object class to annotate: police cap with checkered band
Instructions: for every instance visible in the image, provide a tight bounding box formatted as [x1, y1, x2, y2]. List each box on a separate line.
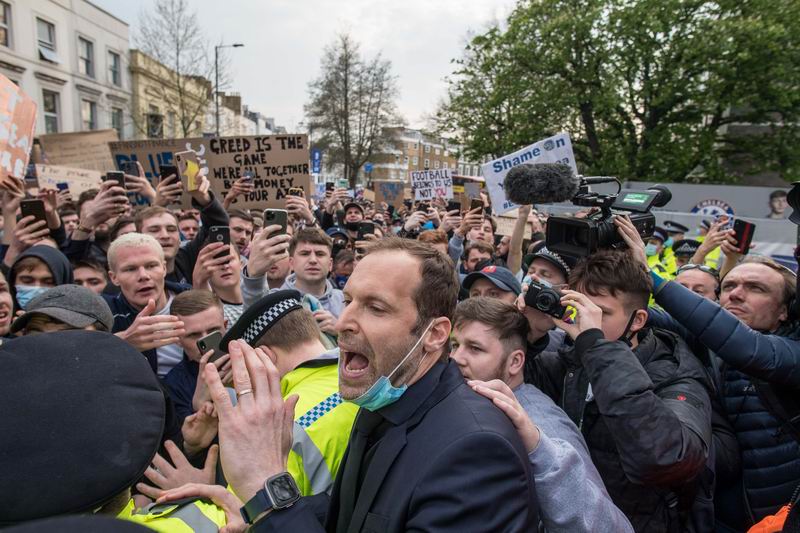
[220, 289, 303, 351]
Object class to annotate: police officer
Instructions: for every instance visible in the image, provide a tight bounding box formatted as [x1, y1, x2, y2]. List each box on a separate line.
[0, 331, 227, 530]
[220, 289, 358, 496]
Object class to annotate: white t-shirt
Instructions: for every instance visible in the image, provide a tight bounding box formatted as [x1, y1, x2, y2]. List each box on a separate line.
[155, 293, 184, 378]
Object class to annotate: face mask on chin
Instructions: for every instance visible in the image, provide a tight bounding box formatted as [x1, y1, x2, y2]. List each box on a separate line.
[348, 320, 435, 411]
[15, 285, 50, 310]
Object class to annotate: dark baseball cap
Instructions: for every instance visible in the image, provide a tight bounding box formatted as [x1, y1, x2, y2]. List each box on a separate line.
[11, 285, 114, 333]
[462, 265, 522, 296]
[343, 202, 364, 214]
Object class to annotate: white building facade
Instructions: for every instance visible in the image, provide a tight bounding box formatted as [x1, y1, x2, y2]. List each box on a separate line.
[0, 0, 132, 138]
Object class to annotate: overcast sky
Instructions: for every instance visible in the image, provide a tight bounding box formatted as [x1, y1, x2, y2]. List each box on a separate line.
[93, 0, 515, 132]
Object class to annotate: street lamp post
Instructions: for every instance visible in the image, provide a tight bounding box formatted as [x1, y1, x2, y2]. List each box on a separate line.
[215, 42, 244, 137]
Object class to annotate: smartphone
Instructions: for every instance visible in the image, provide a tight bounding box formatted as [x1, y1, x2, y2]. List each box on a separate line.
[446, 200, 461, 213]
[325, 182, 335, 193]
[208, 226, 231, 259]
[159, 164, 179, 184]
[20, 199, 47, 226]
[337, 178, 349, 189]
[264, 209, 289, 236]
[357, 222, 375, 240]
[287, 187, 305, 197]
[732, 219, 756, 255]
[242, 170, 254, 182]
[470, 198, 483, 212]
[175, 150, 201, 191]
[56, 182, 70, 193]
[121, 161, 140, 177]
[196, 331, 224, 363]
[105, 171, 126, 189]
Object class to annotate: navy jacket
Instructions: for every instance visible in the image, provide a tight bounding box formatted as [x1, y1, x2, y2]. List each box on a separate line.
[163, 355, 198, 423]
[104, 280, 191, 374]
[254, 360, 539, 532]
[650, 280, 800, 526]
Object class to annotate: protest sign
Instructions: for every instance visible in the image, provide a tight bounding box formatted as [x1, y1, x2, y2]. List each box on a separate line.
[495, 209, 533, 239]
[362, 188, 375, 202]
[410, 169, 453, 201]
[38, 129, 117, 172]
[110, 134, 311, 210]
[36, 164, 103, 196]
[0, 75, 36, 187]
[373, 180, 405, 210]
[481, 133, 577, 215]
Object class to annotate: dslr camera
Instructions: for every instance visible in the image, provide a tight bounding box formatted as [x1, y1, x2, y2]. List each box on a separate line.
[546, 179, 672, 257]
[524, 280, 567, 319]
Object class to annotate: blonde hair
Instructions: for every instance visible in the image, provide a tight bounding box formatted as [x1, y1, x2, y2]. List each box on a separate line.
[107, 233, 164, 271]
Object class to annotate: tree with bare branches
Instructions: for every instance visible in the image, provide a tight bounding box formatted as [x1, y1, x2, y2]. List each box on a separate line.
[305, 34, 402, 187]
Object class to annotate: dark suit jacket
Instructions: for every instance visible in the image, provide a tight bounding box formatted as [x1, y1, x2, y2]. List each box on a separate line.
[254, 360, 538, 533]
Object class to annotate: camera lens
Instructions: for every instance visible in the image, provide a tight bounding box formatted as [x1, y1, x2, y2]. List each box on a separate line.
[535, 291, 557, 312]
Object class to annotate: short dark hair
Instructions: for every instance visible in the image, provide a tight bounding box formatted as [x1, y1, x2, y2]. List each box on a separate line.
[290, 228, 332, 256]
[72, 259, 108, 278]
[570, 249, 652, 311]
[110, 216, 135, 243]
[58, 207, 78, 218]
[135, 206, 177, 232]
[454, 297, 529, 354]
[770, 190, 788, 200]
[465, 240, 494, 259]
[228, 209, 254, 224]
[333, 249, 355, 267]
[364, 237, 459, 335]
[418, 229, 448, 246]
[171, 290, 222, 317]
[178, 213, 198, 223]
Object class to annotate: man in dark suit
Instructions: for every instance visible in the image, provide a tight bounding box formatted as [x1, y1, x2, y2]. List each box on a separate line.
[199, 237, 539, 532]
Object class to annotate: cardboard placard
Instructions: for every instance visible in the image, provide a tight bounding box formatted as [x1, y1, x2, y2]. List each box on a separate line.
[38, 129, 118, 172]
[362, 188, 375, 202]
[373, 180, 405, 210]
[495, 209, 533, 239]
[410, 168, 453, 200]
[0, 74, 36, 186]
[482, 132, 577, 215]
[35, 164, 103, 196]
[110, 135, 311, 210]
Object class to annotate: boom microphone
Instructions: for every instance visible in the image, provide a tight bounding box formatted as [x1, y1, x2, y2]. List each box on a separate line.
[503, 163, 580, 206]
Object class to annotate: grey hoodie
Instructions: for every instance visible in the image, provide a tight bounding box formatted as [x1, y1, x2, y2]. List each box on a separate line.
[280, 273, 345, 318]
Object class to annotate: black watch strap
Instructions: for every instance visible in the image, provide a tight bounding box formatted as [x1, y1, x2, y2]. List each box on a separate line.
[240, 472, 301, 524]
[241, 489, 272, 524]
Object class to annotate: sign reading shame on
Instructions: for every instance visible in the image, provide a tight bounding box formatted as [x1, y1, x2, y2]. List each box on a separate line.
[110, 134, 311, 210]
[410, 168, 453, 201]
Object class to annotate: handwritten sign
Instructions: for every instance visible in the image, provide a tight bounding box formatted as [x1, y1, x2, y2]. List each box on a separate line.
[482, 133, 576, 215]
[0, 75, 36, 186]
[38, 129, 118, 172]
[410, 169, 453, 201]
[495, 209, 533, 239]
[373, 180, 405, 209]
[36, 164, 103, 196]
[110, 135, 311, 210]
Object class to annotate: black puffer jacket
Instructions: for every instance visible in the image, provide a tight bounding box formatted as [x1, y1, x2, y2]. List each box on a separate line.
[530, 327, 714, 533]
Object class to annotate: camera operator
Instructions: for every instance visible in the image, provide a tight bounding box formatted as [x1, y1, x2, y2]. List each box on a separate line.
[617, 216, 800, 531]
[525, 245, 714, 532]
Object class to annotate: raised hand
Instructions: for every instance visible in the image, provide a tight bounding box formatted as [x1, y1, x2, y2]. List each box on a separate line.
[246, 225, 292, 278]
[136, 441, 219, 498]
[115, 299, 186, 352]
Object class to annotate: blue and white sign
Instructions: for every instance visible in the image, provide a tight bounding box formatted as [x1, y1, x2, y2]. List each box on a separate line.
[311, 148, 322, 174]
[364, 162, 373, 174]
[482, 132, 576, 215]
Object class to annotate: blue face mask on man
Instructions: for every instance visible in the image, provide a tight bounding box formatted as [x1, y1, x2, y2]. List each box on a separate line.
[15, 285, 49, 310]
[645, 243, 659, 257]
[348, 320, 435, 412]
[664, 237, 674, 248]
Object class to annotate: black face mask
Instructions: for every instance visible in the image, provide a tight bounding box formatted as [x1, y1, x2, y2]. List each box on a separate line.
[618, 311, 639, 347]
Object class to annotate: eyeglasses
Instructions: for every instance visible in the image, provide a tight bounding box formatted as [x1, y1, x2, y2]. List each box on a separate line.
[676, 263, 720, 280]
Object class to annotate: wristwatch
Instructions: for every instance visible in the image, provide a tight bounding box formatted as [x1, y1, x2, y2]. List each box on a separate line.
[240, 472, 301, 524]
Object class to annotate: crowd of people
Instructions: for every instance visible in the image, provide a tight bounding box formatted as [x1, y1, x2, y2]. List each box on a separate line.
[0, 163, 798, 533]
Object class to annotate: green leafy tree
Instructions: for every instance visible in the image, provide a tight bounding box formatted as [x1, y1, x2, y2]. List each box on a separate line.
[438, 0, 800, 183]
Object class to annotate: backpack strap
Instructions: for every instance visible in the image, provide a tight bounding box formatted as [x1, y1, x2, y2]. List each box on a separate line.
[753, 380, 800, 444]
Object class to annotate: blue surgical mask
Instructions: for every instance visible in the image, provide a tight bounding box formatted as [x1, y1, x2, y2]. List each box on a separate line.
[15, 285, 49, 310]
[645, 243, 658, 257]
[664, 237, 674, 248]
[334, 275, 349, 289]
[348, 321, 434, 411]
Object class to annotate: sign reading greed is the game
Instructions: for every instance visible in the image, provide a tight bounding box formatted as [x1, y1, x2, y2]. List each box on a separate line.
[110, 135, 310, 210]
